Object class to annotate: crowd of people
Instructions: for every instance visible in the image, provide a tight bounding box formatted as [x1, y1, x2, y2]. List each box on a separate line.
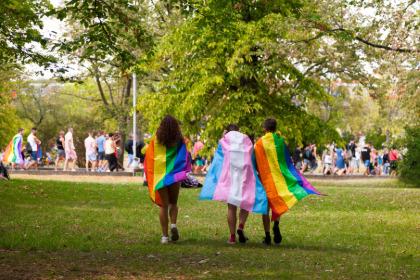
[1, 126, 401, 178]
[292, 139, 400, 176]
[0, 127, 146, 173]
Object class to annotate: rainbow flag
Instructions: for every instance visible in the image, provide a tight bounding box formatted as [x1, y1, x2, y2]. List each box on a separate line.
[254, 132, 321, 217]
[200, 131, 268, 214]
[2, 134, 24, 165]
[144, 138, 191, 206]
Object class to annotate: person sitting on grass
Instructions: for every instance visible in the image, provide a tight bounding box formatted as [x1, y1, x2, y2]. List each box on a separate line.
[144, 115, 191, 244]
[200, 124, 268, 245]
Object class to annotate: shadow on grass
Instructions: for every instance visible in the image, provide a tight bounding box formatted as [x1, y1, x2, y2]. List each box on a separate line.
[173, 238, 355, 254]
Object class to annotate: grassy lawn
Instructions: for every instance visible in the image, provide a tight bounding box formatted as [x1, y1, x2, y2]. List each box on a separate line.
[0, 178, 419, 279]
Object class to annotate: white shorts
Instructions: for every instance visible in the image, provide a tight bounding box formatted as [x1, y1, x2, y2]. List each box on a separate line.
[86, 153, 97, 161]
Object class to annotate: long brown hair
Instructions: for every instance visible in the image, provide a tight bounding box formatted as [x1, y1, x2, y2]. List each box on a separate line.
[156, 115, 183, 148]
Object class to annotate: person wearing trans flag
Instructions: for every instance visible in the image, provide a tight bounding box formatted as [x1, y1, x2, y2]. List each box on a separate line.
[255, 118, 322, 245]
[200, 124, 268, 244]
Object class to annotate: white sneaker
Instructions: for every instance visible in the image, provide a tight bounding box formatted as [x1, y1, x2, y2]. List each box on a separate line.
[161, 236, 169, 244]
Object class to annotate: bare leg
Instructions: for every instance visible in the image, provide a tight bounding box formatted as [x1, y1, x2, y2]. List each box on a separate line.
[168, 183, 180, 224]
[63, 159, 68, 171]
[238, 209, 248, 227]
[157, 187, 170, 238]
[262, 214, 270, 233]
[227, 204, 237, 235]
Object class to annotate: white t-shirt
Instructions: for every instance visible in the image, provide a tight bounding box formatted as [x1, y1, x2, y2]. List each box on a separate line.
[84, 136, 96, 155]
[324, 154, 332, 164]
[104, 139, 115, 155]
[27, 133, 38, 152]
[65, 132, 75, 151]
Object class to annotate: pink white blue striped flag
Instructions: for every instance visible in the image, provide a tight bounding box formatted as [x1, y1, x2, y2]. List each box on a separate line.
[200, 131, 268, 214]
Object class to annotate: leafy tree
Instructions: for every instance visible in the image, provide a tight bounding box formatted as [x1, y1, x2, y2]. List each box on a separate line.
[0, 0, 55, 65]
[399, 126, 420, 186]
[52, 0, 186, 160]
[0, 67, 25, 149]
[140, 0, 379, 148]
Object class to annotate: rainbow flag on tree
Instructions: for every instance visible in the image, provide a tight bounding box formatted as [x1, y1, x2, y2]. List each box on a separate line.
[144, 138, 191, 206]
[2, 134, 24, 165]
[254, 132, 321, 218]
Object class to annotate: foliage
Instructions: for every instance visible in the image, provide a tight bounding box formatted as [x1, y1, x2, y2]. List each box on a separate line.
[0, 0, 55, 65]
[399, 125, 420, 185]
[0, 178, 419, 278]
[0, 68, 26, 149]
[14, 81, 104, 164]
[365, 129, 387, 149]
[140, 0, 341, 149]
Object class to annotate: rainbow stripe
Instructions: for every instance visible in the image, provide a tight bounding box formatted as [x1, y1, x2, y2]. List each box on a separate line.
[254, 132, 321, 217]
[2, 134, 23, 165]
[200, 131, 268, 214]
[144, 138, 191, 206]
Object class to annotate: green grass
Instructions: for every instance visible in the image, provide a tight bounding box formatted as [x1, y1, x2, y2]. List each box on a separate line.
[0, 179, 419, 279]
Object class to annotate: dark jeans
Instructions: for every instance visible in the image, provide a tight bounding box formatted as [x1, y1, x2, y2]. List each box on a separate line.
[105, 154, 118, 171]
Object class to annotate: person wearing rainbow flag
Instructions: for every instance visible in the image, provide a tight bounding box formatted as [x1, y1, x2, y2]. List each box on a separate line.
[2, 128, 25, 170]
[254, 118, 321, 245]
[200, 124, 268, 244]
[144, 115, 191, 244]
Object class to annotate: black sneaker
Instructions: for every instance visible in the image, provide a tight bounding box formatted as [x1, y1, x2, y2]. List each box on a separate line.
[170, 227, 179, 242]
[262, 235, 272, 245]
[236, 229, 248, 243]
[273, 224, 282, 245]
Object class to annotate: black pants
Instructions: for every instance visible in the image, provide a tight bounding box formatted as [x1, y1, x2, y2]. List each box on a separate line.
[106, 154, 118, 172]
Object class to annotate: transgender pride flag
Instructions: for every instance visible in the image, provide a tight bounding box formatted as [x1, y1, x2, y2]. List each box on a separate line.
[200, 131, 268, 214]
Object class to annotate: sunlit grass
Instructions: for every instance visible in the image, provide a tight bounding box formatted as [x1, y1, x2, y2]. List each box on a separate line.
[0, 179, 418, 279]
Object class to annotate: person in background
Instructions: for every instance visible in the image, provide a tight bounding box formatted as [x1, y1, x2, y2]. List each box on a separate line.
[63, 127, 77, 171]
[346, 139, 357, 174]
[301, 144, 312, 173]
[96, 131, 106, 172]
[382, 148, 390, 175]
[192, 137, 205, 174]
[26, 128, 41, 170]
[84, 131, 97, 172]
[322, 150, 333, 175]
[334, 146, 346, 176]
[292, 146, 303, 170]
[2, 128, 25, 170]
[125, 134, 135, 168]
[389, 146, 399, 176]
[54, 131, 66, 171]
[114, 132, 124, 171]
[105, 133, 118, 172]
[361, 143, 372, 176]
[354, 147, 361, 173]
[310, 144, 318, 172]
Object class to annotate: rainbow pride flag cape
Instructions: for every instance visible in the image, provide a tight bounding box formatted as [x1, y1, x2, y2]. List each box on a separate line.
[255, 132, 321, 217]
[200, 131, 268, 214]
[144, 138, 191, 206]
[2, 134, 24, 165]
